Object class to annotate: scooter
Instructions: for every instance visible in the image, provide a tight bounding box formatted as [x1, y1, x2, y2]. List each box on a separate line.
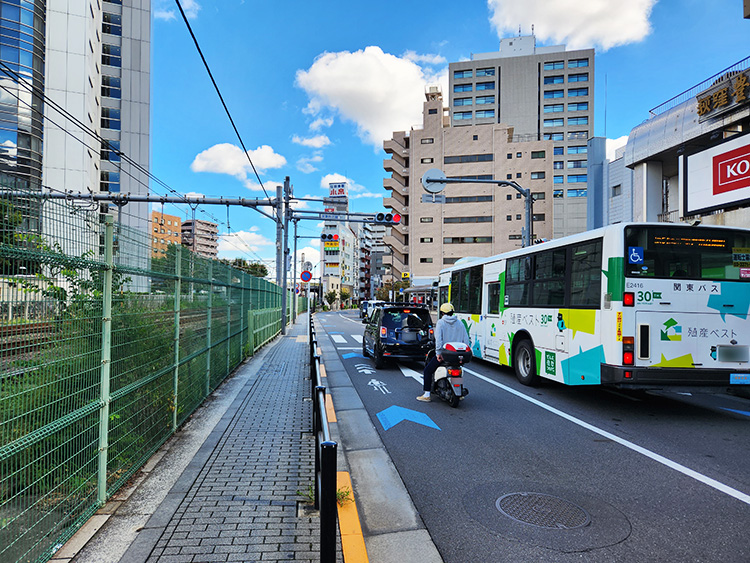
[429, 342, 471, 408]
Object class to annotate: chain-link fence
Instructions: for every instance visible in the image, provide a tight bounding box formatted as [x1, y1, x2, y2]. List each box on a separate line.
[0, 190, 302, 563]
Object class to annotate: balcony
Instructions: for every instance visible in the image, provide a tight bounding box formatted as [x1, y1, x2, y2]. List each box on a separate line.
[384, 195, 406, 211]
[383, 159, 409, 179]
[383, 177, 407, 193]
[383, 138, 408, 157]
[657, 210, 679, 223]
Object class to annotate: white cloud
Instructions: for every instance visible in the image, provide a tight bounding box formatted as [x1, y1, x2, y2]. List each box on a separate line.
[402, 50, 447, 65]
[245, 180, 283, 194]
[292, 134, 331, 149]
[296, 46, 448, 148]
[296, 154, 323, 174]
[153, 0, 200, 21]
[183, 191, 205, 199]
[309, 117, 333, 131]
[606, 135, 629, 161]
[218, 229, 273, 258]
[487, 0, 656, 51]
[154, 10, 176, 21]
[318, 173, 380, 199]
[191, 143, 286, 189]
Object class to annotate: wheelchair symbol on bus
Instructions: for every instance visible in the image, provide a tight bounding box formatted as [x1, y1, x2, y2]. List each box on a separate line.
[628, 246, 644, 264]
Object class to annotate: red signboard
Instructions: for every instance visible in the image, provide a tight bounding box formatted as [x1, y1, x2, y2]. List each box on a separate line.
[713, 144, 750, 195]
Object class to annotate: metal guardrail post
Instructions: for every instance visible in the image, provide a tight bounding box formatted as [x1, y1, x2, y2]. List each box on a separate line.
[97, 215, 114, 505]
[172, 246, 182, 432]
[320, 439, 338, 563]
[206, 260, 213, 397]
[226, 267, 231, 378]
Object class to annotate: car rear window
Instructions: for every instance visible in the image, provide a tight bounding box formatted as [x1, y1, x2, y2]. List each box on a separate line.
[381, 309, 432, 329]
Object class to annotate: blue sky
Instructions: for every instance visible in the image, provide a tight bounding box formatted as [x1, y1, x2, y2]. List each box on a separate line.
[149, 0, 749, 276]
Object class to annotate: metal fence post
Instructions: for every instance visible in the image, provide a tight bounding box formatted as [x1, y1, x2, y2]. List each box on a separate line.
[227, 267, 231, 377]
[206, 260, 213, 397]
[240, 273, 246, 357]
[172, 247, 182, 432]
[97, 215, 115, 506]
[320, 440, 338, 563]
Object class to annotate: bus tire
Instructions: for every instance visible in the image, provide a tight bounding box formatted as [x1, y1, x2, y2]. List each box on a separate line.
[514, 339, 540, 386]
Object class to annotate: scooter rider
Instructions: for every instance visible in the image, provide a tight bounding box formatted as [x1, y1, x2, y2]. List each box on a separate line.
[418, 302, 470, 402]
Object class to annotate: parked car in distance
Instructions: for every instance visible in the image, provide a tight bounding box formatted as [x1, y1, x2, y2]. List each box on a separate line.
[360, 299, 383, 319]
[362, 303, 434, 368]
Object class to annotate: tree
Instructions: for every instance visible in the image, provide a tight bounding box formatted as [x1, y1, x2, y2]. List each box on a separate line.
[339, 288, 350, 307]
[376, 280, 410, 301]
[221, 258, 268, 278]
[325, 290, 338, 308]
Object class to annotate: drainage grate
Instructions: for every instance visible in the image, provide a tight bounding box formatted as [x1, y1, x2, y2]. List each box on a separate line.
[496, 492, 591, 530]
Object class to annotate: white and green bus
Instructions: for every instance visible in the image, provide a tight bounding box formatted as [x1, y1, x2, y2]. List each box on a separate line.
[437, 222, 750, 388]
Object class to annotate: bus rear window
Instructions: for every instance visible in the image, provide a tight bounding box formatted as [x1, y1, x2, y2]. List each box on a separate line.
[624, 226, 750, 281]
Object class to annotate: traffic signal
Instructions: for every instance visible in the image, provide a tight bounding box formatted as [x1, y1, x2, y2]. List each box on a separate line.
[321, 233, 340, 241]
[374, 212, 401, 225]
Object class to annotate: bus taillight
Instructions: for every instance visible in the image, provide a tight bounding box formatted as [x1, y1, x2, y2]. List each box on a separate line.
[623, 336, 635, 365]
[623, 292, 635, 307]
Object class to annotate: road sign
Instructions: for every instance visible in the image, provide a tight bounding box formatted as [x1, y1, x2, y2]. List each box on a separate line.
[401, 272, 410, 279]
[421, 168, 447, 193]
[421, 193, 446, 204]
[376, 406, 440, 431]
[300, 270, 313, 282]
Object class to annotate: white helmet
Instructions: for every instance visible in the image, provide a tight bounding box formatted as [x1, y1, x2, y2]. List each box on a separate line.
[439, 303, 454, 314]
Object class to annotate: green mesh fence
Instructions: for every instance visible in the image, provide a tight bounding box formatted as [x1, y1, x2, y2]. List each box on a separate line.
[0, 190, 304, 563]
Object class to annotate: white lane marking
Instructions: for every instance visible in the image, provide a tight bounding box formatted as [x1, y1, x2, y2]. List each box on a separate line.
[337, 347, 360, 350]
[339, 313, 365, 325]
[463, 367, 750, 507]
[398, 364, 424, 385]
[351, 334, 363, 344]
[331, 335, 347, 344]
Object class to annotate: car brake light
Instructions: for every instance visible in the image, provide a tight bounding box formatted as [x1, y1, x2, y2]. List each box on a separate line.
[380, 327, 386, 337]
[403, 309, 410, 313]
[623, 292, 635, 307]
[429, 328, 434, 337]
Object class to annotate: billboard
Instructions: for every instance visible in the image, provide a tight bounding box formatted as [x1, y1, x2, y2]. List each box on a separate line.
[328, 182, 348, 198]
[684, 133, 750, 215]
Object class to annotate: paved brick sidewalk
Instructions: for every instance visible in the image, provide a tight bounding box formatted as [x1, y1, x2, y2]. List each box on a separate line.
[120, 315, 340, 562]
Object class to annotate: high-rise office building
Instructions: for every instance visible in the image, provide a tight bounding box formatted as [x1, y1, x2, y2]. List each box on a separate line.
[448, 35, 594, 238]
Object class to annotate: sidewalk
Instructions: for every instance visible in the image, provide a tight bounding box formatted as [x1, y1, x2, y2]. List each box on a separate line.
[63, 312, 340, 563]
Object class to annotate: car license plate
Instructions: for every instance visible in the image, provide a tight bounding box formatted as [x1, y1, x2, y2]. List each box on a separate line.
[730, 373, 750, 385]
[717, 345, 749, 363]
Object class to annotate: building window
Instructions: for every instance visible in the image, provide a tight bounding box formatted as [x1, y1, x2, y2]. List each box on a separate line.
[531, 172, 545, 179]
[420, 217, 433, 223]
[569, 58, 589, 68]
[454, 111, 472, 120]
[568, 102, 588, 111]
[568, 131, 588, 140]
[101, 140, 120, 162]
[554, 175, 564, 184]
[102, 44, 121, 67]
[507, 153, 512, 159]
[567, 188, 587, 197]
[516, 214, 522, 220]
[544, 75, 564, 84]
[506, 194, 512, 200]
[476, 67, 495, 76]
[476, 109, 495, 118]
[553, 147, 564, 155]
[568, 116, 589, 125]
[506, 174, 512, 179]
[568, 145, 588, 154]
[532, 214, 546, 221]
[446, 195, 493, 203]
[421, 157, 434, 164]
[476, 95, 495, 104]
[476, 81, 495, 90]
[421, 138, 434, 144]
[553, 161, 564, 169]
[544, 61, 564, 70]
[531, 150, 545, 159]
[507, 215, 512, 221]
[454, 70, 473, 79]
[428, 108, 437, 114]
[472, 135, 478, 140]
[103, 12, 122, 35]
[444, 258, 460, 265]
[101, 107, 121, 130]
[102, 75, 121, 98]
[516, 172, 522, 178]
[444, 154, 493, 164]
[543, 133, 564, 141]
[568, 73, 589, 82]
[454, 97, 472, 106]
[567, 160, 587, 169]
[516, 152, 522, 158]
[420, 257, 434, 263]
[454, 83, 472, 92]
[509, 234, 523, 240]
[543, 118, 564, 127]
[544, 90, 564, 98]
[569, 87, 589, 97]
[553, 189, 564, 198]
[568, 174, 588, 183]
[532, 192, 546, 200]
[544, 104, 564, 113]
[420, 237, 433, 243]
[444, 236, 492, 244]
[100, 170, 120, 192]
[612, 184, 622, 196]
[444, 216, 493, 223]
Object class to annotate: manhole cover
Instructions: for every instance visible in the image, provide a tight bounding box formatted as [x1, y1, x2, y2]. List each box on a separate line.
[496, 492, 591, 530]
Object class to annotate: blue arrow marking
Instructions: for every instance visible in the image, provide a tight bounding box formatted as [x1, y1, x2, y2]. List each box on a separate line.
[377, 406, 441, 431]
[328, 331, 343, 334]
[342, 352, 365, 359]
[721, 408, 750, 417]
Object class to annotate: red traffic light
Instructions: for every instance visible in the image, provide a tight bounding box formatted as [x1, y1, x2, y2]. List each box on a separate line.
[391, 213, 401, 224]
[333, 234, 339, 240]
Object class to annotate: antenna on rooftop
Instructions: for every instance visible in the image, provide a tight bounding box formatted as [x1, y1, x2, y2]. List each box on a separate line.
[532, 24, 535, 36]
[518, 25, 521, 36]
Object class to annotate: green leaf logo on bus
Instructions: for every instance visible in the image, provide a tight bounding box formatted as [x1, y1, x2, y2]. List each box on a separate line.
[661, 318, 682, 342]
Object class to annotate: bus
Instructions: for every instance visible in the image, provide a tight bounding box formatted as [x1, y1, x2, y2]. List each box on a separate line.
[437, 222, 750, 388]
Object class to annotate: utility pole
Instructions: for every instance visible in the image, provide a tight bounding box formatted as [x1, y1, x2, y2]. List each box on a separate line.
[292, 218, 299, 324]
[281, 176, 291, 334]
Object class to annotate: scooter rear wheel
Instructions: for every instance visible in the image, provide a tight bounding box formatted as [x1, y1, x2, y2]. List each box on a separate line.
[448, 385, 460, 408]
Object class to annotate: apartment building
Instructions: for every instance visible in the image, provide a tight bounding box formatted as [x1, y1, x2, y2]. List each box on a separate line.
[150, 211, 182, 258]
[448, 35, 594, 239]
[383, 90, 554, 284]
[182, 219, 218, 259]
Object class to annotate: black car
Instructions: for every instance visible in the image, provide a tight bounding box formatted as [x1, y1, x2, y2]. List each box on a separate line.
[362, 303, 434, 368]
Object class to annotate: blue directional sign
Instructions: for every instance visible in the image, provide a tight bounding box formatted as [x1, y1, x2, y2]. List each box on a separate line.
[377, 406, 441, 431]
